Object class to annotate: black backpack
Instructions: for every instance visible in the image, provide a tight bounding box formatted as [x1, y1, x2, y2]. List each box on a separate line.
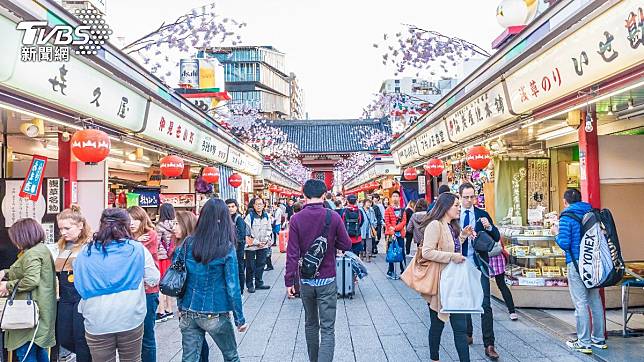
[299, 210, 332, 279]
[561, 208, 625, 289]
[343, 208, 362, 237]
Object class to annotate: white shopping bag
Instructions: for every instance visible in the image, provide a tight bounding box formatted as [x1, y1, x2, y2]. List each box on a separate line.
[440, 261, 484, 314]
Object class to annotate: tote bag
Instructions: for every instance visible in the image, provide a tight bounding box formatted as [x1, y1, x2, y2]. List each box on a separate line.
[439, 261, 484, 314]
[400, 226, 444, 296]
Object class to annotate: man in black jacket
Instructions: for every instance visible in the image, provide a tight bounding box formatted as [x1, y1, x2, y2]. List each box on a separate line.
[371, 194, 384, 254]
[227, 199, 247, 295]
[458, 183, 500, 360]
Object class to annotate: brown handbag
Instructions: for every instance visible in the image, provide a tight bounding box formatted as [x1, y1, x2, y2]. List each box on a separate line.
[401, 228, 442, 296]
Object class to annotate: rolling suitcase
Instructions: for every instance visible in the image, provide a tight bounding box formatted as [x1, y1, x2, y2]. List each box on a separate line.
[336, 255, 354, 298]
[279, 229, 289, 253]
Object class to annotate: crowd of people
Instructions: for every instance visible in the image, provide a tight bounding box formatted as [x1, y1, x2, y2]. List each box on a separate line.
[0, 176, 605, 362]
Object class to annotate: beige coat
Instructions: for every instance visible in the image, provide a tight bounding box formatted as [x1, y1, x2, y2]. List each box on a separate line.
[421, 220, 460, 322]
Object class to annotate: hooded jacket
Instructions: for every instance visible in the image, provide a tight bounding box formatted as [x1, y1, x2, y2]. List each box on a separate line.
[406, 211, 428, 246]
[556, 201, 592, 264]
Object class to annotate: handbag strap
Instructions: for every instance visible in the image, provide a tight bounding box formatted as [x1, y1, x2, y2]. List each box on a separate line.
[18, 321, 39, 362]
[474, 252, 491, 279]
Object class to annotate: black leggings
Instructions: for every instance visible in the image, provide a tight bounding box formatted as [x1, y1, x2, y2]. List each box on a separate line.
[405, 233, 413, 255]
[429, 308, 469, 362]
[494, 273, 516, 313]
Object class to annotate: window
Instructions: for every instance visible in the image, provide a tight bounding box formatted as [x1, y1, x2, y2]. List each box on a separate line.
[395, 79, 400, 84]
[395, 87, 400, 93]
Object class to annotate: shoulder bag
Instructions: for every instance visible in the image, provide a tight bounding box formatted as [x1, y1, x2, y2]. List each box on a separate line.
[400, 222, 442, 296]
[1, 280, 40, 362]
[159, 238, 189, 297]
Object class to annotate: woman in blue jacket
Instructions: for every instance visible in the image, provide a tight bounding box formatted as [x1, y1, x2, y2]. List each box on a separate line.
[176, 198, 248, 362]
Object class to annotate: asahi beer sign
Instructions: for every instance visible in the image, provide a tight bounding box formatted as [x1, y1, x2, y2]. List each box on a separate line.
[179, 59, 200, 88]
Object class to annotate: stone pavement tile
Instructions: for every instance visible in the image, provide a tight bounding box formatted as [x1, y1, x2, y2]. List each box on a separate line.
[399, 322, 428, 347]
[494, 341, 543, 360]
[349, 325, 386, 351]
[379, 334, 420, 361]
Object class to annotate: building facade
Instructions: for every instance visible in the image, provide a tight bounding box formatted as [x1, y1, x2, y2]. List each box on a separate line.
[379, 77, 457, 105]
[287, 72, 305, 119]
[201, 46, 301, 120]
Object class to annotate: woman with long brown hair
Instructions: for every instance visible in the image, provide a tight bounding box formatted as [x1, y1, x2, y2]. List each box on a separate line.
[421, 193, 473, 362]
[55, 205, 92, 361]
[128, 206, 160, 362]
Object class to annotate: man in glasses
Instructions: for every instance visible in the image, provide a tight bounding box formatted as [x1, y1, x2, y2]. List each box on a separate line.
[459, 182, 500, 360]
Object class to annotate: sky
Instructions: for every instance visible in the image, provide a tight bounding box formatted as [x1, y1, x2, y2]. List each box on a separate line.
[106, 0, 505, 119]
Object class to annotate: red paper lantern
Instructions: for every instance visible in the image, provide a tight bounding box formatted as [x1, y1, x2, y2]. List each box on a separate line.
[467, 146, 492, 170]
[159, 155, 184, 177]
[269, 185, 280, 193]
[370, 181, 380, 191]
[425, 158, 444, 177]
[228, 173, 242, 188]
[71, 129, 111, 164]
[403, 167, 418, 180]
[117, 192, 126, 205]
[202, 166, 220, 184]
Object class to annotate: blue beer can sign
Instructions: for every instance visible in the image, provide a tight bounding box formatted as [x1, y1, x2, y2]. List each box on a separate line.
[179, 59, 200, 88]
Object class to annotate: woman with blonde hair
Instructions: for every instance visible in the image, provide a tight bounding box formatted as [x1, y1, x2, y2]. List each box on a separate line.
[55, 205, 92, 361]
[128, 206, 160, 362]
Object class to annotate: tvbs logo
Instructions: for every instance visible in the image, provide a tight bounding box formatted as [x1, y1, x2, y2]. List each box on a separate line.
[18, 21, 91, 46]
[17, 9, 111, 62]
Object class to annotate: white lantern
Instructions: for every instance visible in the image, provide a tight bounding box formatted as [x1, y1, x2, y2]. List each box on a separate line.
[496, 0, 529, 28]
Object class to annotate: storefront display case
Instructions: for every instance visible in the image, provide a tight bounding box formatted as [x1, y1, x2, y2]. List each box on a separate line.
[492, 225, 574, 308]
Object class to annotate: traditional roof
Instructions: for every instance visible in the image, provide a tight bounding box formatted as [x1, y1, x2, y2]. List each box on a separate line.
[269, 119, 391, 154]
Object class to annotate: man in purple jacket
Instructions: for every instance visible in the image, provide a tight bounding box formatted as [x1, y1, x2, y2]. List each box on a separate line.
[285, 179, 352, 362]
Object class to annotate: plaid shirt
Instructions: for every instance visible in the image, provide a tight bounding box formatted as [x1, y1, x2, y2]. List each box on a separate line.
[488, 254, 506, 276]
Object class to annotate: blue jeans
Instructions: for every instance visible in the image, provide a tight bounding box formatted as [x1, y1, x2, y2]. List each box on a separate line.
[567, 263, 605, 345]
[15, 343, 49, 362]
[179, 311, 239, 362]
[143, 293, 159, 362]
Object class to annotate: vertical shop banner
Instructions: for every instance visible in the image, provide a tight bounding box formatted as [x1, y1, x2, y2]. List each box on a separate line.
[19, 155, 47, 201]
[418, 175, 427, 195]
[46, 178, 61, 214]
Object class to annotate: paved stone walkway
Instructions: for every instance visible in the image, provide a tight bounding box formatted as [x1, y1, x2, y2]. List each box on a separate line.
[156, 246, 595, 362]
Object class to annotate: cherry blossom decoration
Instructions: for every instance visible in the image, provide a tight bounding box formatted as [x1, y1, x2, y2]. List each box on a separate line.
[350, 122, 393, 150]
[121, 2, 246, 83]
[334, 153, 374, 183]
[361, 92, 431, 136]
[373, 25, 491, 77]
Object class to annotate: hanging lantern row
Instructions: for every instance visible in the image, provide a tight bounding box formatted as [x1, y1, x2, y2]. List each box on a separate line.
[71, 129, 111, 164]
[202, 167, 220, 184]
[403, 167, 418, 181]
[425, 158, 444, 177]
[466, 146, 491, 170]
[228, 173, 242, 188]
[159, 155, 185, 177]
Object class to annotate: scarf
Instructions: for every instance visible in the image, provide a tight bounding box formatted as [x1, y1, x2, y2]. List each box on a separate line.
[73, 239, 145, 299]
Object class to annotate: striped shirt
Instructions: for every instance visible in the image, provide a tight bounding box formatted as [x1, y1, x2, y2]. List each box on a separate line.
[301, 277, 335, 287]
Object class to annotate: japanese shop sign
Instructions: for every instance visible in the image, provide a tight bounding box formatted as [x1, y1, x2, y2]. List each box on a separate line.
[445, 82, 511, 143]
[196, 134, 229, 164]
[143, 103, 199, 153]
[46, 178, 61, 214]
[225, 148, 246, 171]
[135, 189, 160, 208]
[505, 0, 644, 114]
[394, 139, 422, 167]
[159, 194, 196, 208]
[243, 155, 263, 176]
[19, 155, 48, 201]
[415, 120, 454, 156]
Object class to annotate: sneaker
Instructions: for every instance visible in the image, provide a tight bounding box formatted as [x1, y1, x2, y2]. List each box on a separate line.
[566, 340, 592, 354]
[155, 313, 167, 323]
[164, 312, 174, 320]
[265, 266, 274, 271]
[509, 313, 518, 321]
[591, 341, 608, 349]
[247, 286, 256, 293]
[256, 285, 270, 290]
